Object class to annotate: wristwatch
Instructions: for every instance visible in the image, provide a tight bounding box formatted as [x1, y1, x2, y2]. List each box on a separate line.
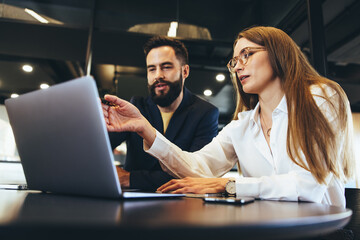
[225, 178, 236, 197]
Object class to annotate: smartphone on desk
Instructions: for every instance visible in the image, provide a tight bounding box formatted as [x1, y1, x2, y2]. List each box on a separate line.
[203, 196, 255, 205]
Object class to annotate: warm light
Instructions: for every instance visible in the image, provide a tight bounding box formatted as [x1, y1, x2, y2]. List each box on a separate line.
[204, 89, 212, 96]
[22, 65, 33, 73]
[216, 73, 225, 82]
[25, 8, 49, 24]
[40, 83, 49, 89]
[11, 93, 19, 98]
[167, 21, 178, 37]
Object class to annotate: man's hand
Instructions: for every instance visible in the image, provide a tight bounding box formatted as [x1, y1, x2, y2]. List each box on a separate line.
[157, 177, 229, 194]
[116, 166, 130, 188]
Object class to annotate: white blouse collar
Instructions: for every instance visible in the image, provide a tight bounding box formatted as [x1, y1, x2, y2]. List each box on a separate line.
[249, 94, 288, 126]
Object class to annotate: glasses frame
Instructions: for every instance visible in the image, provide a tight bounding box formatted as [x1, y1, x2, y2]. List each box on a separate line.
[227, 47, 266, 73]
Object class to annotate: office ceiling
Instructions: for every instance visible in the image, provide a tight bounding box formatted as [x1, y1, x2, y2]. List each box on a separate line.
[0, 0, 360, 124]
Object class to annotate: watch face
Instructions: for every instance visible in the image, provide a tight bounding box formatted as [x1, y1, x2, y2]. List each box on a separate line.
[226, 181, 236, 195]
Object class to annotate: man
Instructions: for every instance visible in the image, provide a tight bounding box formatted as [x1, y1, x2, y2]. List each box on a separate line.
[109, 36, 219, 191]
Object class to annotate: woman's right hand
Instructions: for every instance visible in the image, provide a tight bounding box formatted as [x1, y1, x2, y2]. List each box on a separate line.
[157, 177, 229, 194]
[102, 94, 156, 146]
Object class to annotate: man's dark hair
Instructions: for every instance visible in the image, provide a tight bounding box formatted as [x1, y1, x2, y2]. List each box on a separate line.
[143, 36, 189, 65]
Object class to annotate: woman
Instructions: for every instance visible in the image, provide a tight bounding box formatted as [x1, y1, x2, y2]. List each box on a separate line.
[102, 26, 355, 207]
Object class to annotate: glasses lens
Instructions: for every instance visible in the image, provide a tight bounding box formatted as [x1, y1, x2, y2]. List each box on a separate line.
[227, 57, 237, 72]
[242, 48, 250, 63]
[227, 47, 264, 72]
[230, 58, 237, 68]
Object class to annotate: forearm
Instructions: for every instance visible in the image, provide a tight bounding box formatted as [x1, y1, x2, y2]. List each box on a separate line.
[146, 130, 236, 178]
[137, 119, 157, 148]
[236, 170, 331, 204]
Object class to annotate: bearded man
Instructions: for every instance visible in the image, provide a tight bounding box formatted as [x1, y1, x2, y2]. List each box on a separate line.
[109, 36, 219, 191]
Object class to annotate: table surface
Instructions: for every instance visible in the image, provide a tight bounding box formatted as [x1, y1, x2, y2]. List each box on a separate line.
[0, 190, 352, 240]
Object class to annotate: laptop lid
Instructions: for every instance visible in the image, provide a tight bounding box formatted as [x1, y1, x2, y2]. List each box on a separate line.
[5, 76, 123, 198]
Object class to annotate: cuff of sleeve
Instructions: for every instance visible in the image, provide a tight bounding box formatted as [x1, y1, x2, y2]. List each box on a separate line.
[236, 177, 261, 198]
[144, 130, 169, 156]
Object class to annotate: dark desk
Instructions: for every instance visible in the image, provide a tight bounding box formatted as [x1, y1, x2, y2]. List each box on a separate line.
[0, 190, 352, 240]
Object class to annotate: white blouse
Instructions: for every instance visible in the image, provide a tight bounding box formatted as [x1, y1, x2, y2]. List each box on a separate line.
[146, 85, 351, 207]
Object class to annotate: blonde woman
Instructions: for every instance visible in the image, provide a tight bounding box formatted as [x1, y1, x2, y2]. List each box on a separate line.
[102, 26, 355, 207]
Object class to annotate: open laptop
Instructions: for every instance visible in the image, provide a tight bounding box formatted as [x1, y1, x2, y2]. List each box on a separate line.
[5, 76, 184, 199]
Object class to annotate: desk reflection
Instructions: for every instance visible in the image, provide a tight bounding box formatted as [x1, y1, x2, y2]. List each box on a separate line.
[0, 190, 352, 240]
[16, 192, 121, 225]
[14, 192, 346, 227]
[15, 192, 184, 226]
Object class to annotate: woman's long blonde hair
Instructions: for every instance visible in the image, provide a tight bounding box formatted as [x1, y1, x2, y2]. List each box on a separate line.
[231, 26, 355, 184]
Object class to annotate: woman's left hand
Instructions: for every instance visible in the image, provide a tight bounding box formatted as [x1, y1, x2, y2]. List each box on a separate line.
[157, 177, 229, 194]
[102, 94, 156, 146]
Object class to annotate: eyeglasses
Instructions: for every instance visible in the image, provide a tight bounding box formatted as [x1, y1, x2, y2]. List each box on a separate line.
[227, 47, 265, 73]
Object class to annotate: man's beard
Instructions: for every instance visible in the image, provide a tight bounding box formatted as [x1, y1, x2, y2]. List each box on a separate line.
[148, 73, 183, 107]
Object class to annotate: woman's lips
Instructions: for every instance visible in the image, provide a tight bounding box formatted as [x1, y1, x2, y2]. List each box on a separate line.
[238, 75, 250, 83]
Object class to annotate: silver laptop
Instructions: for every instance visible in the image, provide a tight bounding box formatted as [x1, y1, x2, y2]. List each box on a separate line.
[5, 76, 183, 199]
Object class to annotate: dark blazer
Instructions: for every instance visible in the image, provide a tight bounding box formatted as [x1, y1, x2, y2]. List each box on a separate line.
[109, 88, 219, 191]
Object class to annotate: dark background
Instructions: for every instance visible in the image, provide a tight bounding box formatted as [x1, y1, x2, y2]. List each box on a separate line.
[0, 0, 359, 126]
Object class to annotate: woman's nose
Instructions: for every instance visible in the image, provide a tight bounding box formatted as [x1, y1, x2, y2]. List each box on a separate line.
[233, 60, 244, 72]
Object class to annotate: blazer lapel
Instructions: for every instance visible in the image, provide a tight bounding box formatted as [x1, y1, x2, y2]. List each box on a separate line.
[146, 97, 164, 134]
[164, 88, 193, 141]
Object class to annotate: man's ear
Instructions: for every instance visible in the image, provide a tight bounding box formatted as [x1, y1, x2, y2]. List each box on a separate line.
[182, 64, 190, 80]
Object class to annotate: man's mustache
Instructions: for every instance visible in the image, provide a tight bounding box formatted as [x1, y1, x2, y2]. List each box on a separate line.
[152, 79, 170, 87]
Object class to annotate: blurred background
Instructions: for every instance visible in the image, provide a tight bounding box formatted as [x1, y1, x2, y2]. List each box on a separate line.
[0, 0, 359, 182]
[0, 0, 360, 120]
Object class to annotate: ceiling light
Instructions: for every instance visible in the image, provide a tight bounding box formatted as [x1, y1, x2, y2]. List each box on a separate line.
[11, 93, 19, 98]
[128, 23, 212, 40]
[216, 73, 225, 82]
[204, 89, 212, 97]
[40, 83, 50, 89]
[24, 8, 49, 24]
[22, 64, 33, 73]
[167, 21, 178, 37]
[129, 1, 211, 40]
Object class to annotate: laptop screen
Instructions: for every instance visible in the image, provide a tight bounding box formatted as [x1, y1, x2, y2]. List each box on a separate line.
[5, 76, 122, 198]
